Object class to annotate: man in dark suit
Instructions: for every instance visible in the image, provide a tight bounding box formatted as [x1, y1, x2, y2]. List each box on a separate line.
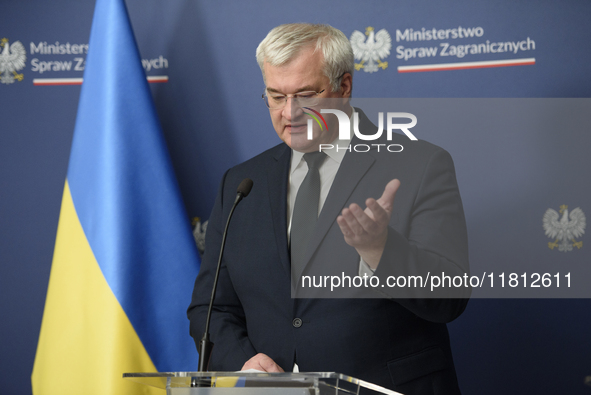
[188, 23, 469, 395]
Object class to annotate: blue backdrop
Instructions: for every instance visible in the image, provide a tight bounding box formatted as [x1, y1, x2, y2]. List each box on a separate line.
[1, 1, 590, 394]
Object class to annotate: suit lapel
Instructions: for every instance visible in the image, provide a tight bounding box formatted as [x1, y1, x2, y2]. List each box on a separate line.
[267, 144, 292, 277]
[302, 147, 375, 266]
[302, 109, 381, 269]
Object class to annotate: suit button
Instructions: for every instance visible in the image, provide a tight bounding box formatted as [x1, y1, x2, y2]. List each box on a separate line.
[292, 318, 303, 328]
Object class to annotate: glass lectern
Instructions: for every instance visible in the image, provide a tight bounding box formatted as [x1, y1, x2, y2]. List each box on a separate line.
[123, 371, 403, 395]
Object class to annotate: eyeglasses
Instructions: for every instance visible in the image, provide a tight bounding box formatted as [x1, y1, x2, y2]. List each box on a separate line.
[262, 89, 325, 109]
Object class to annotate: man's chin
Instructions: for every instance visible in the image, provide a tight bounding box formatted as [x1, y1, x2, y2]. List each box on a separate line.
[288, 137, 319, 153]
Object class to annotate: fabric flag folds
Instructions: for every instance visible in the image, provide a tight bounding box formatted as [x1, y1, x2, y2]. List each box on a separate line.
[31, 0, 200, 393]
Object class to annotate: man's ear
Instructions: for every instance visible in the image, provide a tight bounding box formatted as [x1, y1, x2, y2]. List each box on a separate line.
[340, 72, 353, 98]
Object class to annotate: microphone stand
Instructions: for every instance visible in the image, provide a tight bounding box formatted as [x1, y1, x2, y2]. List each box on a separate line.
[192, 178, 253, 387]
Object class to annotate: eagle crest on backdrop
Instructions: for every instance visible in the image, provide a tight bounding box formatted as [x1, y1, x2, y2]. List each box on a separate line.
[350, 27, 392, 73]
[0, 38, 26, 84]
[543, 205, 586, 252]
[192, 217, 208, 255]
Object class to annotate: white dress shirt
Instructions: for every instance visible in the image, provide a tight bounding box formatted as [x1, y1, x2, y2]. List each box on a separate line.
[287, 141, 346, 235]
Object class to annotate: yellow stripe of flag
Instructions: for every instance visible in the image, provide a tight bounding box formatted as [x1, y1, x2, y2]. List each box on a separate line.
[31, 182, 161, 395]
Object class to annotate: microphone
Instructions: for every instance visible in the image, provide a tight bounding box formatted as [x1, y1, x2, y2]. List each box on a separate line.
[236, 178, 254, 201]
[197, 178, 253, 374]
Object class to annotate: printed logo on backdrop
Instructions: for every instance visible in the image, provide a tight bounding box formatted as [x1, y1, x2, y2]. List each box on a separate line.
[350, 27, 392, 73]
[0, 38, 26, 84]
[543, 205, 586, 252]
[392, 25, 536, 73]
[1, 38, 169, 86]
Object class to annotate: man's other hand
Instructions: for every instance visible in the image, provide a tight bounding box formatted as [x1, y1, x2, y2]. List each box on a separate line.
[241, 353, 285, 372]
[336, 178, 400, 269]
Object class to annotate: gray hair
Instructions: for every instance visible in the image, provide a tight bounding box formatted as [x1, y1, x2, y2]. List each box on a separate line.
[256, 23, 354, 93]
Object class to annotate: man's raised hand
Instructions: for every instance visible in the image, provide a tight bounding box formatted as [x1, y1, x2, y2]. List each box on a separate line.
[336, 179, 400, 269]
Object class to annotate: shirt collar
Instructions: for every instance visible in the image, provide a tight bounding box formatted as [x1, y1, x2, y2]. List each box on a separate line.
[290, 112, 352, 174]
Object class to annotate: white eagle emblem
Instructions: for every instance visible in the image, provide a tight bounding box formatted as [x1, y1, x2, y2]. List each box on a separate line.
[0, 38, 26, 84]
[350, 27, 392, 73]
[543, 205, 586, 252]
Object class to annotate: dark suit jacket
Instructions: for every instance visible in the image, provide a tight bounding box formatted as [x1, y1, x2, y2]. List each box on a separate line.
[188, 111, 469, 395]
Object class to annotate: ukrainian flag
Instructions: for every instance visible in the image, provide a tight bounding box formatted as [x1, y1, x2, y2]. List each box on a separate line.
[31, 0, 200, 393]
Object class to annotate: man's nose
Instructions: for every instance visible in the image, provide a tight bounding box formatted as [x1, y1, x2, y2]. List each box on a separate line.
[282, 97, 303, 119]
